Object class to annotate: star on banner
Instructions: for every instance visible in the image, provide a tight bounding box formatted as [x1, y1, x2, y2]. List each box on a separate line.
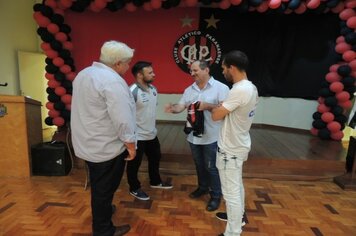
[204, 14, 220, 29]
[180, 15, 194, 28]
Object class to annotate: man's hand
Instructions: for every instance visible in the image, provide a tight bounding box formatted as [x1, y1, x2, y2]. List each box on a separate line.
[124, 142, 136, 161]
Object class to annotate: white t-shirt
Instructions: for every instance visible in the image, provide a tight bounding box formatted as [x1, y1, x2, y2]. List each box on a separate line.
[179, 77, 230, 145]
[71, 62, 136, 163]
[218, 79, 258, 159]
[130, 83, 158, 140]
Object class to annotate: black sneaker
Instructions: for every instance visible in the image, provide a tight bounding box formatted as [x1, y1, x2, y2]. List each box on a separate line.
[216, 212, 227, 221]
[189, 188, 209, 198]
[150, 182, 173, 189]
[130, 188, 150, 201]
[216, 212, 246, 226]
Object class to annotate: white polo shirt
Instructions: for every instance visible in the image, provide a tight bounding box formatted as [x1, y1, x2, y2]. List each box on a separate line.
[179, 77, 230, 145]
[130, 83, 158, 141]
[71, 62, 136, 163]
[218, 79, 258, 159]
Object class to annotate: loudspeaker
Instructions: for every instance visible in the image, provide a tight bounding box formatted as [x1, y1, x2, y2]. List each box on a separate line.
[31, 142, 72, 176]
[345, 136, 356, 173]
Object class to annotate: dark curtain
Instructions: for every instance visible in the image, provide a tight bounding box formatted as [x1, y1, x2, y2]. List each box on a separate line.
[200, 7, 340, 100]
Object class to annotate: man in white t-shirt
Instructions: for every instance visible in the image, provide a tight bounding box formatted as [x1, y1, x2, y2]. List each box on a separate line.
[127, 61, 173, 201]
[211, 51, 258, 236]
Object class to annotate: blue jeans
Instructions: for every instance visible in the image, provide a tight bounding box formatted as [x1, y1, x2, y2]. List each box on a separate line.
[189, 142, 222, 198]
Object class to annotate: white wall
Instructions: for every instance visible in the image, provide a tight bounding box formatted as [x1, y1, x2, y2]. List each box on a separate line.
[0, 0, 40, 95]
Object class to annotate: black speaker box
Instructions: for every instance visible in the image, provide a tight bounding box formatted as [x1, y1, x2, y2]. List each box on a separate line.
[345, 136, 356, 173]
[31, 142, 72, 176]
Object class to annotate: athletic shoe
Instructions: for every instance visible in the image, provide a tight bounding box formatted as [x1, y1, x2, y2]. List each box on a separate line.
[216, 212, 246, 226]
[129, 188, 150, 201]
[150, 182, 173, 189]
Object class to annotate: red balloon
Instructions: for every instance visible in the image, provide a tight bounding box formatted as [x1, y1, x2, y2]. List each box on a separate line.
[331, 1, 344, 14]
[329, 81, 344, 93]
[310, 127, 319, 136]
[336, 36, 345, 43]
[89, 2, 101, 12]
[45, 102, 54, 110]
[48, 79, 61, 88]
[325, 72, 341, 83]
[339, 8, 356, 21]
[349, 60, 356, 71]
[327, 121, 341, 132]
[61, 94, 72, 104]
[257, 1, 269, 12]
[269, 0, 282, 9]
[41, 42, 51, 51]
[59, 0, 73, 9]
[143, 2, 152, 11]
[231, 0, 242, 5]
[184, 0, 198, 7]
[347, 16, 356, 29]
[45, 0, 57, 8]
[336, 91, 350, 102]
[45, 49, 58, 59]
[125, 3, 137, 12]
[55, 87, 67, 96]
[295, 2, 307, 14]
[65, 104, 71, 111]
[335, 42, 352, 54]
[53, 117, 65, 127]
[55, 32, 68, 42]
[63, 41, 73, 51]
[60, 65, 71, 74]
[53, 57, 65, 67]
[345, 0, 356, 8]
[66, 72, 76, 81]
[150, 0, 161, 9]
[306, 0, 321, 9]
[94, 0, 107, 9]
[343, 50, 356, 62]
[45, 73, 55, 80]
[219, 0, 231, 9]
[318, 97, 325, 104]
[317, 104, 331, 113]
[331, 131, 344, 141]
[48, 109, 60, 118]
[339, 100, 353, 109]
[321, 112, 335, 123]
[47, 23, 60, 34]
[329, 64, 339, 72]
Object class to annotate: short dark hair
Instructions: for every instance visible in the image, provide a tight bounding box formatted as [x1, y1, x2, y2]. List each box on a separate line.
[222, 51, 249, 72]
[197, 60, 210, 70]
[131, 61, 152, 77]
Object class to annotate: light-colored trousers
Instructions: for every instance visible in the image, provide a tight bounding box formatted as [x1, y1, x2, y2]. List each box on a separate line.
[216, 148, 246, 236]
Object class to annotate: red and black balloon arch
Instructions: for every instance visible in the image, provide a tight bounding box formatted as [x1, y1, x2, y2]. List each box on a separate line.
[33, 0, 356, 141]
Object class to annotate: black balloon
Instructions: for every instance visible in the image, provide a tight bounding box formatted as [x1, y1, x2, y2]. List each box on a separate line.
[61, 110, 71, 120]
[51, 14, 65, 25]
[312, 119, 327, 129]
[331, 106, 344, 116]
[37, 27, 47, 36]
[45, 58, 53, 65]
[33, 3, 42, 12]
[326, 0, 339, 8]
[319, 88, 335, 97]
[60, 24, 71, 34]
[59, 49, 71, 59]
[313, 111, 322, 120]
[341, 26, 353, 36]
[288, 0, 301, 9]
[54, 72, 66, 82]
[50, 40, 63, 51]
[170, 0, 180, 7]
[335, 114, 348, 124]
[46, 87, 55, 95]
[341, 76, 355, 87]
[70, 0, 91, 12]
[318, 128, 331, 140]
[54, 102, 66, 110]
[48, 94, 61, 103]
[345, 32, 356, 45]
[39, 4, 54, 17]
[337, 65, 351, 77]
[201, 0, 212, 5]
[45, 116, 53, 126]
[40, 31, 55, 43]
[162, 0, 171, 9]
[249, 0, 263, 7]
[45, 64, 59, 74]
[324, 96, 338, 107]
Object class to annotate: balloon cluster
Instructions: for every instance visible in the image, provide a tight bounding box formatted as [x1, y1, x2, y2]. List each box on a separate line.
[311, 6, 356, 141]
[33, 1, 77, 127]
[33, 0, 355, 134]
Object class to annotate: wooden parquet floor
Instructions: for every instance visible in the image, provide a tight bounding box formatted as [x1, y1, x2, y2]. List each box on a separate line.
[1, 169, 356, 236]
